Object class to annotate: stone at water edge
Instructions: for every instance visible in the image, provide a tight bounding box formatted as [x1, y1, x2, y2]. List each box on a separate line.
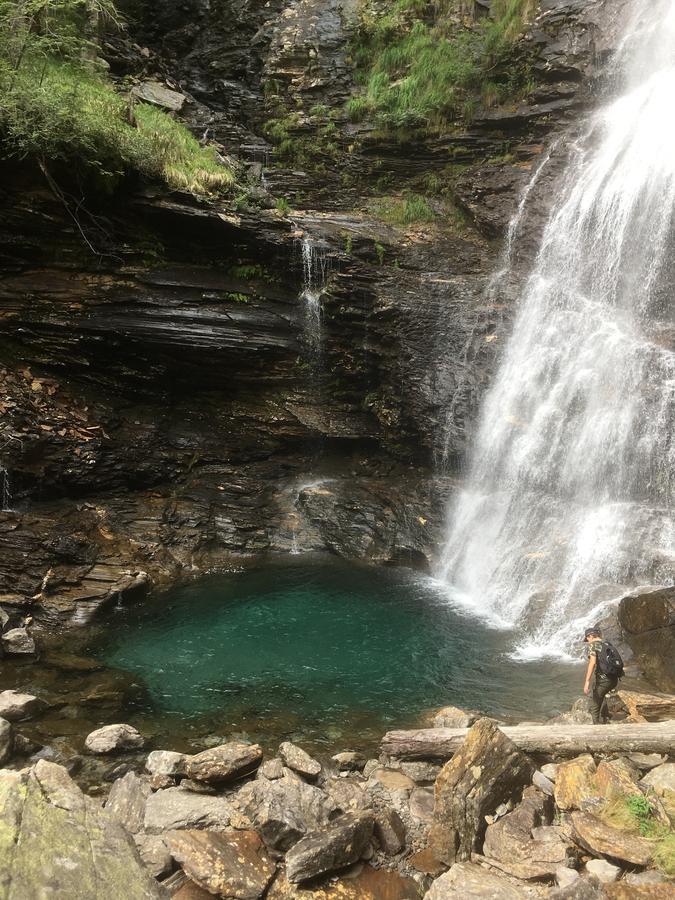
[144, 786, 234, 833]
[432, 705, 481, 728]
[285, 811, 374, 883]
[424, 861, 529, 899]
[146, 749, 188, 777]
[167, 830, 276, 899]
[258, 757, 285, 780]
[186, 741, 262, 785]
[105, 771, 152, 834]
[1, 626, 35, 655]
[331, 751, 366, 772]
[279, 741, 322, 780]
[0, 716, 13, 765]
[570, 810, 653, 866]
[584, 858, 620, 883]
[554, 754, 598, 810]
[428, 717, 534, 867]
[85, 723, 145, 754]
[0, 689, 46, 722]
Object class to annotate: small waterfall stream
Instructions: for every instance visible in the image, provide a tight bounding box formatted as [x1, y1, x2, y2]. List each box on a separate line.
[437, 0, 675, 657]
[299, 235, 330, 354]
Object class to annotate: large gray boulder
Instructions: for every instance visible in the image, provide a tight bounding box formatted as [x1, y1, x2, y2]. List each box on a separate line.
[285, 811, 374, 883]
[238, 772, 338, 851]
[105, 772, 152, 834]
[0, 690, 46, 722]
[428, 718, 534, 866]
[167, 830, 276, 898]
[0, 761, 164, 898]
[85, 724, 145, 754]
[0, 717, 13, 765]
[186, 741, 262, 785]
[144, 786, 234, 833]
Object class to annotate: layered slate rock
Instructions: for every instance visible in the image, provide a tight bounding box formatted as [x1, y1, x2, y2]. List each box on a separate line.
[285, 811, 374, 883]
[594, 759, 640, 801]
[144, 786, 234, 833]
[554, 754, 598, 811]
[238, 773, 338, 851]
[0, 717, 13, 765]
[186, 741, 263, 785]
[618, 586, 675, 691]
[105, 771, 152, 834]
[424, 861, 529, 899]
[0, 690, 46, 722]
[278, 742, 321, 781]
[85, 723, 145, 754]
[167, 830, 276, 899]
[0, 761, 164, 899]
[268, 864, 420, 899]
[570, 811, 653, 866]
[428, 718, 533, 866]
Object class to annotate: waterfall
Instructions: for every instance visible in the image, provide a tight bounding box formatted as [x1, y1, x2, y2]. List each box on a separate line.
[299, 236, 329, 353]
[437, 0, 675, 658]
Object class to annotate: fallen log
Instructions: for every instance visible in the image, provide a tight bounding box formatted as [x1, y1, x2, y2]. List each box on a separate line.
[381, 720, 675, 760]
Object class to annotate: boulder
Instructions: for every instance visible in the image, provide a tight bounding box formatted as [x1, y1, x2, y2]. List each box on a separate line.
[167, 830, 275, 899]
[367, 768, 416, 792]
[595, 758, 640, 801]
[550, 876, 602, 899]
[617, 690, 675, 722]
[541, 763, 559, 782]
[532, 770, 555, 796]
[624, 869, 669, 885]
[285, 811, 374, 883]
[0, 716, 13, 765]
[186, 741, 262, 785]
[279, 742, 321, 781]
[238, 773, 337, 852]
[409, 786, 435, 823]
[2, 627, 36, 655]
[604, 886, 675, 900]
[131, 80, 186, 112]
[570, 811, 652, 866]
[374, 807, 406, 855]
[424, 861, 529, 899]
[134, 834, 174, 880]
[0, 761, 163, 898]
[0, 690, 46, 722]
[642, 762, 675, 796]
[400, 761, 441, 783]
[331, 751, 365, 772]
[628, 753, 667, 770]
[105, 771, 152, 834]
[554, 866, 580, 889]
[146, 750, 188, 778]
[432, 705, 480, 729]
[85, 723, 145, 754]
[267, 864, 420, 899]
[618, 586, 675, 691]
[324, 777, 371, 813]
[584, 858, 620, 883]
[554, 755, 598, 811]
[428, 718, 534, 866]
[144, 786, 234, 833]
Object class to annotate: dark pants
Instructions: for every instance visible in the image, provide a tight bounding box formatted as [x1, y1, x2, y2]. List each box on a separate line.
[591, 673, 618, 724]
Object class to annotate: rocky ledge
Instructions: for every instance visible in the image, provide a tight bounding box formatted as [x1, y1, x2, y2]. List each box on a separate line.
[1, 694, 674, 899]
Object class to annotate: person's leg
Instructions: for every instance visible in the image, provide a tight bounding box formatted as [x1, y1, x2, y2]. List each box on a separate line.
[590, 678, 604, 724]
[594, 675, 616, 723]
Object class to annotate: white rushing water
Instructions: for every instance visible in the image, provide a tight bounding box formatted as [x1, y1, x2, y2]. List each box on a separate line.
[300, 236, 329, 352]
[437, 0, 675, 658]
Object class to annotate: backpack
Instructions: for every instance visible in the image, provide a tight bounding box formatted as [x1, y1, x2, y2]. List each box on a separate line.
[596, 641, 624, 678]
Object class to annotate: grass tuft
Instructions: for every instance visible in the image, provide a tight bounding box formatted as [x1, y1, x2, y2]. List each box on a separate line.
[601, 795, 675, 877]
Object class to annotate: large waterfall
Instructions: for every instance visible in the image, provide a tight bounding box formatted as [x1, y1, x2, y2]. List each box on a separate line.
[437, 0, 675, 657]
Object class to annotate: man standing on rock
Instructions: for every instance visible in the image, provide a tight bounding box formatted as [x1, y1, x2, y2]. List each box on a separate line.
[582, 627, 620, 724]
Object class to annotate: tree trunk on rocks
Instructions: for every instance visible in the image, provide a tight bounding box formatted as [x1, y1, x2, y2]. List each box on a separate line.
[382, 721, 675, 759]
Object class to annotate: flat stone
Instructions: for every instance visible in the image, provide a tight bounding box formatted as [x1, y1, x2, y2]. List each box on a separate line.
[549, 877, 603, 900]
[173, 881, 213, 900]
[105, 771, 151, 834]
[428, 718, 533, 867]
[238, 772, 337, 851]
[628, 753, 667, 770]
[584, 858, 620, 883]
[132, 80, 186, 112]
[167, 829, 275, 899]
[186, 741, 262, 785]
[285, 811, 374, 883]
[85, 723, 145, 754]
[432, 705, 480, 729]
[331, 751, 365, 772]
[642, 762, 675, 795]
[367, 768, 416, 792]
[374, 807, 406, 855]
[570, 810, 652, 866]
[134, 833, 173, 879]
[0, 716, 13, 765]
[624, 869, 669, 885]
[595, 758, 640, 801]
[424, 861, 529, 899]
[267, 864, 420, 899]
[554, 754, 598, 811]
[144, 786, 233, 833]
[146, 750, 187, 777]
[0, 690, 46, 722]
[2, 627, 35, 655]
[554, 865, 580, 888]
[279, 742, 321, 780]
[409, 847, 447, 876]
[532, 769, 555, 796]
[0, 761, 163, 898]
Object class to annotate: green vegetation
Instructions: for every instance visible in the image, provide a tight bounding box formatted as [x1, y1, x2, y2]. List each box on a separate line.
[601, 795, 675, 877]
[275, 196, 291, 214]
[263, 107, 343, 172]
[348, 0, 537, 130]
[369, 193, 436, 226]
[0, 0, 233, 195]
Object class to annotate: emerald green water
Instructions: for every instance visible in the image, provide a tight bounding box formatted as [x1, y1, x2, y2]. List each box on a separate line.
[96, 557, 581, 751]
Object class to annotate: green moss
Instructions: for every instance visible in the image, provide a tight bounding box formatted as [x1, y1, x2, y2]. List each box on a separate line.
[348, 0, 537, 131]
[369, 193, 436, 226]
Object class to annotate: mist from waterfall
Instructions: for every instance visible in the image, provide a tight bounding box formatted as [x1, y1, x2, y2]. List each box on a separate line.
[437, 0, 675, 658]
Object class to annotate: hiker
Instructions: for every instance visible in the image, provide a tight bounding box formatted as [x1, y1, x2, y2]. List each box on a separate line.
[582, 627, 624, 724]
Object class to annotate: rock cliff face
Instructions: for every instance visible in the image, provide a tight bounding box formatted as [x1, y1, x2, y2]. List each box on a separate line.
[0, 0, 631, 619]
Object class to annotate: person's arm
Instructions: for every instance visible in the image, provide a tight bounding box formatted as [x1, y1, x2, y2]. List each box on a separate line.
[584, 653, 596, 695]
